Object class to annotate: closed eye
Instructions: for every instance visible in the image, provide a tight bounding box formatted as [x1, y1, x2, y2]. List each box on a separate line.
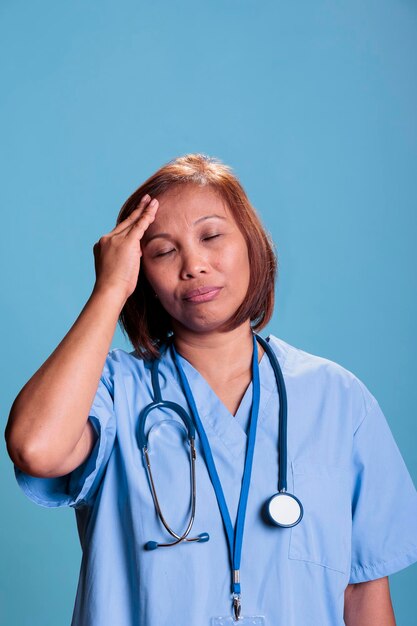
[203, 234, 221, 241]
[154, 234, 221, 257]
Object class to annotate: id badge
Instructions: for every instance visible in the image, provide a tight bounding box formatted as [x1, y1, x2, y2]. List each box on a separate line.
[211, 617, 265, 625]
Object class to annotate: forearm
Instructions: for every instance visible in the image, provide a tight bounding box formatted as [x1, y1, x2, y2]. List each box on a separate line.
[344, 578, 396, 626]
[5, 286, 125, 472]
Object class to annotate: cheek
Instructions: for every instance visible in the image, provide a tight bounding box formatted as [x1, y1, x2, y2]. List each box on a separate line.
[220, 242, 249, 272]
[154, 272, 175, 294]
[230, 245, 251, 289]
[151, 268, 179, 302]
[141, 260, 168, 294]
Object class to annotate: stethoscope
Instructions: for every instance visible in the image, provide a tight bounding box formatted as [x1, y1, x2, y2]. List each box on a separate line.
[137, 331, 304, 621]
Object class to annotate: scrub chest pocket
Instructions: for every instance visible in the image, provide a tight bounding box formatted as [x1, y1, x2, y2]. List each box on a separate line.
[288, 460, 352, 575]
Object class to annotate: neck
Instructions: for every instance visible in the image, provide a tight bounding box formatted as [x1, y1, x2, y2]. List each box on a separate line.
[171, 321, 265, 384]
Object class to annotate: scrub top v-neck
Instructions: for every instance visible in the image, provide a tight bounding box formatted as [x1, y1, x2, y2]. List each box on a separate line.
[13, 334, 417, 626]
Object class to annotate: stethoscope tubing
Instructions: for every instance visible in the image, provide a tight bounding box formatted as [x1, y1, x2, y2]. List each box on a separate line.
[137, 333, 288, 546]
[138, 332, 298, 621]
[142, 437, 198, 546]
[253, 334, 288, 492]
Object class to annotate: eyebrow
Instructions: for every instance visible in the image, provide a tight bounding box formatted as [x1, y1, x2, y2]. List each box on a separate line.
[143, 214, 227, 246]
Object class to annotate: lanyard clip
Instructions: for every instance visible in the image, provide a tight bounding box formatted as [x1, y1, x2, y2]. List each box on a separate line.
[233, 593, 241, 621]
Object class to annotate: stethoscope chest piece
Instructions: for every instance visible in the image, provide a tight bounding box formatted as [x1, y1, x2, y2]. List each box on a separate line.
[266, 492, 303, 527]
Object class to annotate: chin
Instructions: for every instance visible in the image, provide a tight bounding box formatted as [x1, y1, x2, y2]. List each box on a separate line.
[177, 310, 241, 335]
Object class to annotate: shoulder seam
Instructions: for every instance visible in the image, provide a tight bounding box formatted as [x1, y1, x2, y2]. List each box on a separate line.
[353, 391, 378, 437]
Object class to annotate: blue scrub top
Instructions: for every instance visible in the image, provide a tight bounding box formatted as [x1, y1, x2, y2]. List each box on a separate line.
[13, 334, 417, 626]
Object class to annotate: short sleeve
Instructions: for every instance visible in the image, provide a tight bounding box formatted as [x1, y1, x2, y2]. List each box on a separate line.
[13, 353, 117, 510]
[349, 387, 417, 583]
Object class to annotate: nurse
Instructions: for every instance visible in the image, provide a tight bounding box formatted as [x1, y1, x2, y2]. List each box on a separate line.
[5, 153, 417, 626]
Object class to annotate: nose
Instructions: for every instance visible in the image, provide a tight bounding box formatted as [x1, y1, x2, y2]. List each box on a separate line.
[179, 245, 209, 279]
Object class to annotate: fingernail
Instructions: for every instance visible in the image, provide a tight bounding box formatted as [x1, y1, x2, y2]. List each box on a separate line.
[150, 199, 157, 206]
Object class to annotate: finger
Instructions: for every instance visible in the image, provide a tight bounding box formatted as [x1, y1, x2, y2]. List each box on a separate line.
[125, 200, 159, 239]
[119, 198, 159, 237]
[112, 194, 152, 234]
[112, 194, 155, 235]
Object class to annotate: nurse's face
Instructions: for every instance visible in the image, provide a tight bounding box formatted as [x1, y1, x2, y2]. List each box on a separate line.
[141, 184, 251, 334]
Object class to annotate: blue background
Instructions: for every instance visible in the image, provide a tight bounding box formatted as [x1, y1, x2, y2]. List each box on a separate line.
[1, 0, 416, 624]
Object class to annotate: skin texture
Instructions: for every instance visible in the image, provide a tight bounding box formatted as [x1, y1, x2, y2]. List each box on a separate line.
[344, 577, 396, 625]
[141, 184, 265, 407]
[141, 184, 396, 620]
[4, 193, 160, 477]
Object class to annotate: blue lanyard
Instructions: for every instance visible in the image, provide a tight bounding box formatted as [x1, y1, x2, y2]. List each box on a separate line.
[171, 333, 261, 603]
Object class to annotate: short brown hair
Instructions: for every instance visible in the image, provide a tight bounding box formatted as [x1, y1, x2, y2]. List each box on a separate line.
[115, 153, 278, 361]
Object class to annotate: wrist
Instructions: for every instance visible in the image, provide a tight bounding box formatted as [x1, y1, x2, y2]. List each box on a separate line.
[90, 284, 128, 312]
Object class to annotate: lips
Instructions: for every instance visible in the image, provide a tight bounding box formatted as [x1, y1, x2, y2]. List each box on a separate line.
[183, 286, 222, 300]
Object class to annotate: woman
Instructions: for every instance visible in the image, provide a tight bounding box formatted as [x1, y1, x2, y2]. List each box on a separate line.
[6, 153, 417, 626]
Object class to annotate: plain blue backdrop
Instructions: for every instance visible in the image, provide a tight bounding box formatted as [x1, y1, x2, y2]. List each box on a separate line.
[1, 1, 416, 624]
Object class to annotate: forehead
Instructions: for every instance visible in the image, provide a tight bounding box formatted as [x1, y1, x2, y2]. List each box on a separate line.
[141, 185, 238, 248]
[155, 184, 231, 222]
